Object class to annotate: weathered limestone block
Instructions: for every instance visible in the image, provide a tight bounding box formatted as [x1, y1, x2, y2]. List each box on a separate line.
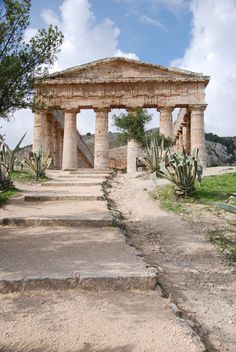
[158, 107, 174, 139]
[94, 108, 109, 169]
[33, 111, 47, 153]
[190, 105, 207, 165]
[62, 110, 78, 170]
[127, 139, 140, 173]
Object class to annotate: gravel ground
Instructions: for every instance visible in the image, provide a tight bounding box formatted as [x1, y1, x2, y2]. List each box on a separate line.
[107, 167, 236, 352]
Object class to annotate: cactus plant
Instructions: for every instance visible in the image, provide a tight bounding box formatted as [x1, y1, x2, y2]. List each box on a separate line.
[158, 148, 199, 197]
[24, 150, 52, 181]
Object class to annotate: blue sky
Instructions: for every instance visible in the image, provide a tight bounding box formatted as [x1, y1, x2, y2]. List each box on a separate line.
[29, 0, 191, 66]
[2, 0, 236, 147]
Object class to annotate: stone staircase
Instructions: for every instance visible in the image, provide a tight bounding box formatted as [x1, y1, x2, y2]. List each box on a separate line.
[0, 170, 157, 292]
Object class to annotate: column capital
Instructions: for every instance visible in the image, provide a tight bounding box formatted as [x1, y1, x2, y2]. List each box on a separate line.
[94, 107, 111, 113]
[64, 108, 80, 114]
[189, 104, 207, 112]
[34, 109, 49, 115]
[157, 106, 174, 113]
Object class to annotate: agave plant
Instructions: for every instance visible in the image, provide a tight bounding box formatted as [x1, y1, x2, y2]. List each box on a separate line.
[5, 132, 27, 172]
[0, 142, 13, 191]
[24, 150, 52, 181]
[158, 148, 199, 197]
[141, 136, 167, 176]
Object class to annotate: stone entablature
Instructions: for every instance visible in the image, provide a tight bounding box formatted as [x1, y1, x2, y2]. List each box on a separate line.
[33, 57, 210, 170]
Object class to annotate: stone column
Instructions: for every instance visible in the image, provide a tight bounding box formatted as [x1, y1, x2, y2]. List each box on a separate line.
[62, 110, 78, 170]
[182, 125, 187, 151]
[94, 108, 110, 170]
[55, 121, 61, 169]
[45, 114, 53, 156]
[58, 128, 64, 169]
[178, 131, 183, 150]
[185, 118, 191, 155]
[190, 105, 207, 165]
[174, 137, 179, 152]
[127, 139, 140, 173]
[51, 119, 58, 169]
[158, 107, 174, 139]
[33, 111, 47, 153]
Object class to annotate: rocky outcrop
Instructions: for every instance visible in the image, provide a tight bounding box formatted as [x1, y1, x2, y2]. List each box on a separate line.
[206, 140, 231, 166]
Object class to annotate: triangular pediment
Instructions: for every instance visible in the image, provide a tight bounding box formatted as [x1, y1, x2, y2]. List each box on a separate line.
[46, 57, 209, 83]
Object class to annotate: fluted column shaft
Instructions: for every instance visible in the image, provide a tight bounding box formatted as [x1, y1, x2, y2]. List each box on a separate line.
[175, 137, 180, 152]
[179, 129, 183, 150]
[51, 120, 58, 169]
[158, 107, 174, 139]
[182, 126, 187, 152]
[33, 111, 47, 153]
[186, 118, 191, 155]
[45, 114, 53, 156]
[62, 110, 78, 170]
[94, 108, 110, 169]
[190, 105, 207, 165]
[58, 128, 64, 169]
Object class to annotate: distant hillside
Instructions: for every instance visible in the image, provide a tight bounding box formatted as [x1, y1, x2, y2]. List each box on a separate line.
[205, 133, 236, 164]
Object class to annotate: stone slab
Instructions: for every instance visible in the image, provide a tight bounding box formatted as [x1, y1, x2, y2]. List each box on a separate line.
[57, 175, 109, 179]
[0, 200, 113, 227]
[0, 226, 157, 292]
[0, 217, 113, 227]
[70, 170, 113, 175]
[23, 185, 104, 201]
[24, 194, 104, 201]
[41, 181, 102, 187]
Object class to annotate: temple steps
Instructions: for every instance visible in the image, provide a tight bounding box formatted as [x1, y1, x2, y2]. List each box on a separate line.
[0, 170, 157, 292]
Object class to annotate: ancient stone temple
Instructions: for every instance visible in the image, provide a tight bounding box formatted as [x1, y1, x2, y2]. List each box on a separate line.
[33, 57, 210, 170]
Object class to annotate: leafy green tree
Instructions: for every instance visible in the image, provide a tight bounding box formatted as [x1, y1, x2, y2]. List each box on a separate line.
[113, 108, 152, 146]
[0, 0, 64, 120]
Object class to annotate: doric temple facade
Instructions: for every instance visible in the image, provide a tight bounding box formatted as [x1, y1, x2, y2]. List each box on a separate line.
[33, 57, 210, 170]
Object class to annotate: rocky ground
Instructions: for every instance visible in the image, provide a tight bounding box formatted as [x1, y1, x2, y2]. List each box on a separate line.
[107, 166, 236, 352]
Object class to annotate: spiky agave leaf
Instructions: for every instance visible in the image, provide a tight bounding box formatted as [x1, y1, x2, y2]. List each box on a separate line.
[24, 150, 52, 180]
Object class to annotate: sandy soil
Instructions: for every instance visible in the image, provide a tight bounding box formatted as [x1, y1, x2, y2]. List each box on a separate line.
[0, 290, 203, 352]
[107, 166, 236, 352]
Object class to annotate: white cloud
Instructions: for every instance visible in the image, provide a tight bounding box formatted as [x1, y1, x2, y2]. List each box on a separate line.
[139, 15, 163, 28]
[42, 0, 138, 71]
[2, 0, 139, 147]
[117, 0, 188, 13]
[171, 0, 236, 136]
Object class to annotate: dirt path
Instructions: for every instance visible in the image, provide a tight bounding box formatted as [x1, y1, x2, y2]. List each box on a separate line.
[107, 168, 236, 352]
[0, 170, 205, 352]
[0, 290, 204, 352]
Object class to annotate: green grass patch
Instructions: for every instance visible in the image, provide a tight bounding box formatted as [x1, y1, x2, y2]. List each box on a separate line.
[190, 173, 236, 204]
[0, 187, 20, 206]
[152, 184, 185, 214]
[153, 173, 236, 213]
[11, 170, 50, 183]
[209, 230, 236, 262]
[11, 170, 32, 183]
